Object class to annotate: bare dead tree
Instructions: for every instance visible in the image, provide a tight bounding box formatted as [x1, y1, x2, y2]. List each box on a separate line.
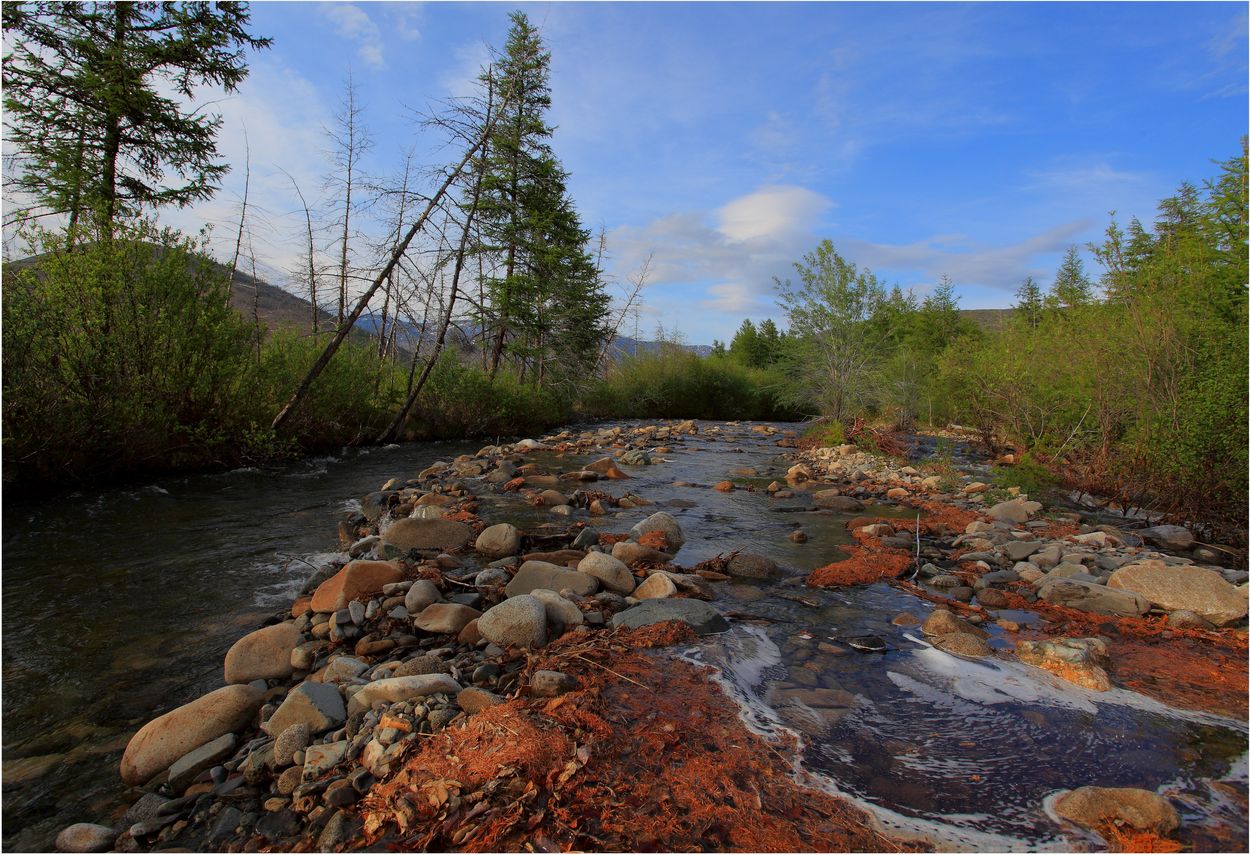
[325, 69, 373, 329]
[279, 168, 321, 334]
[226, 127, 250, 299]
[271, 95, 503, 434]
[594, 249, 653, 373]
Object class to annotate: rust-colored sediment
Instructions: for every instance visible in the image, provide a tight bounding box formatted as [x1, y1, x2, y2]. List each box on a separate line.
[1097, 822, 1184, 853]
[808, 540, 914, 588]
[359, 624, 911, 853]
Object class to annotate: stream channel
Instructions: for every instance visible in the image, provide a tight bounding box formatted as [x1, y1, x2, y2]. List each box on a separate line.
[3, 420, 1246, 851]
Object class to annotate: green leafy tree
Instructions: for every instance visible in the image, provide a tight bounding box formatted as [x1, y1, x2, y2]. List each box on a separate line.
[776, 239, 887, 422]
[728, 319, 762, 366]
[2, 1, 270, 231]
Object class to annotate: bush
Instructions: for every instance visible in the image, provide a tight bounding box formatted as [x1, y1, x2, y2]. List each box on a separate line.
[584, 349, 802, 421]
[3, 218, 258, 482]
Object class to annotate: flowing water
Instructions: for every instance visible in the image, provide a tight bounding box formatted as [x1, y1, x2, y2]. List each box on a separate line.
[2, 422, 1245, 851]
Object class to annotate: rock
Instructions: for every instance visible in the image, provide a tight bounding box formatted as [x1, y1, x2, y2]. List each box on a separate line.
[628, 512, 685, 552]
[262, 682, 346, 737]
[310, 560, 404, 612]
[610, 598, 729, 635]
[1003, 541, 1042, 562]
[475, 523, 521, 559]
[349, 535, 380, 558]
[273, 723, 310, 768]
[789, 530, 808, 543]
[223, 622, 301, 684]
[1107, 560, 1247, 626]
[394, 654, 449, 677]
[413, 603, 482, 635]
[1037, 578, 1150, 616]
[351, 675, 462, 711]
[121, 684, 263, 785]
[381, 518, 474, 557]
[632, 573, 676, 599]
[404, 580, 442, 614]
[530, 670, 579, 697]
[1167, 609, 1214, 630]
[457, 687, 504, 714]
[478, 596, 548, 648]
[812, 490, 865, 512]
[611, 540, 673, 566]
[1053, 786, 1179, 834]
[322, 656, 369, 684]
[891, 612, 920, 626]
[1015, 638, 1111, 691]
[529, 588, 585, 629]
[300, 740, 347, 781]
[987, 499, 1036, 524]
[317, 809, 362, 851]
[932, 632, 993, 657]
[726, 552, 780, 580]
[166, 732, 236, 792]
[976, 589, 1008, 608]
[1138, 525, 1194, 552]
[586, 457, 630, 479]
[577, 552, 636, 594]
[55, 823, 117, 853]
[254, 808, 302, 842]
[921, 609, 989, 639]
[505, 561, 599, 597]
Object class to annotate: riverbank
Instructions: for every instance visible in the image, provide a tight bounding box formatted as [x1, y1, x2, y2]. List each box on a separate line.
[42, 420, 1248, 852]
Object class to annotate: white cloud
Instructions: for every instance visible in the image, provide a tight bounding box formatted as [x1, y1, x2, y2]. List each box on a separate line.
[717, 185, 833, 243]
[439, 41, 491, 100]
[389, 3, 424, 42]
[321, 4, 386, 69]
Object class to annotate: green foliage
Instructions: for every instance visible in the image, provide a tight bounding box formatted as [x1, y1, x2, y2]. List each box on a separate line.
[991, 453, 1059, 498]
[585, 350, 801, 421]
[3, 218, 258, 481]
[2, 1, 270, 228]
[408, 351, 568, 439]
[800, 420, 845, 447]
[940, 140, 1248, 529]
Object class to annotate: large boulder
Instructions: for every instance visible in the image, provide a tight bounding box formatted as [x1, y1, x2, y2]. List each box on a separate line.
[726, 553, 780, 580]
[262, 681, 346, 737]
[505, 561, 599, 597]
[223, 622, 301, 684]
[1053, 786, 1179, 834]
[610, 541, 673, 566]
[310, 561, 404, 613]
[529, 588, 585, 629]
[404, 580, 442, 614]
[628, 512, 685, 552]
[812, 490, 865, 512]
[1107, 560, 1247, 626]
[932, 632, 993, 658]
[166, 732, 237, 791]
[120, 684, 263, 785]
[1015, 638, 1111, 691]
[381, 518, 474, 557]
[413, 603, 481, 635]
[987, 499, 1033, 524]
[577, 552, 636, 594]
[478, 596, 548, 648]
[921, 608, 988, 639]
[475, 523, 521, 559]
[633, 573, 677, 599]
[585, 457, 630, 479]
[1037, 577, 1150, 616]
[610, 599, 729, 635]
[1138, 525, 1194, 552]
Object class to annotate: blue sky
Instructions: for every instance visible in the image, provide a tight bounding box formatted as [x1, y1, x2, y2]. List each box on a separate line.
[152, 1, 1246, 344]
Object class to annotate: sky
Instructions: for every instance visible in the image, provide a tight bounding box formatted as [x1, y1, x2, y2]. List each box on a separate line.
[16, 1, 1248, 344]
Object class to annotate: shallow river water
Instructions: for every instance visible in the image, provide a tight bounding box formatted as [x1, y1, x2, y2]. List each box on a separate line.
[3, 421, 1246, 851]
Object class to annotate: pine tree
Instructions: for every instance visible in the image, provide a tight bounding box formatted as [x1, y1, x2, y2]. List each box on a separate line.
[728, 319, 761, 366]
[2, 2, 270, 231]
[474, 11, 607, 387]
[1014, 276, 1044, 328]
[1049, 246, 1093, 310]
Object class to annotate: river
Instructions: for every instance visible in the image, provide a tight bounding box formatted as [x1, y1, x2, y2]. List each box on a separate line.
[2, 421, 1246, 851]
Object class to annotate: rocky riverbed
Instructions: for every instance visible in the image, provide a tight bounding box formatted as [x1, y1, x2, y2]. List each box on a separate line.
[38, 420, 1249, 853]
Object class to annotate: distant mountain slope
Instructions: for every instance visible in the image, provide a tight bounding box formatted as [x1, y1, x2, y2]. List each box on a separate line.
[960, 308, 1014, 332]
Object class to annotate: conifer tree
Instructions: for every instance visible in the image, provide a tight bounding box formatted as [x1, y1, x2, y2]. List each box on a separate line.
[1048, 246, 1093, 310]
[1014, 276, 1044, 328]
[2, 1, 270, 231]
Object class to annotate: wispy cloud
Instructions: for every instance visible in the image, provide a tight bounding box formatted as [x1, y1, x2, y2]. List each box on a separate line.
[321, 4, 386, 69]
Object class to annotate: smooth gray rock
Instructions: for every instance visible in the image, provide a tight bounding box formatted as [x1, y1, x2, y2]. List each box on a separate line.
[475, 523, 521, 559]
[166, 732, 237, 792]
[1138, 524, 1195, 551]
[1003, 540, 1042, 562]
[577, 552, 636, 594]
[628, 511, 686, 551]
[55, 823, 117, 853]
[262, 682, 346, 736]
[726, 553, 780, 580]
[1037, 578, 1150, 616]
[811, 490, 865, 512]
[478, 596, 548, 648]
[381, 518, 474, 557]
[610, 598, 729, 635]
[1108, 560, 1247, 626]
[505, 562, 599, 597]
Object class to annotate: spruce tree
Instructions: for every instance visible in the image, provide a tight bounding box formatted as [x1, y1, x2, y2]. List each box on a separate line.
[1014, 276, 1044, 328]
[3, 1, 270, 231]
[1049, 246, 1094, 310]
